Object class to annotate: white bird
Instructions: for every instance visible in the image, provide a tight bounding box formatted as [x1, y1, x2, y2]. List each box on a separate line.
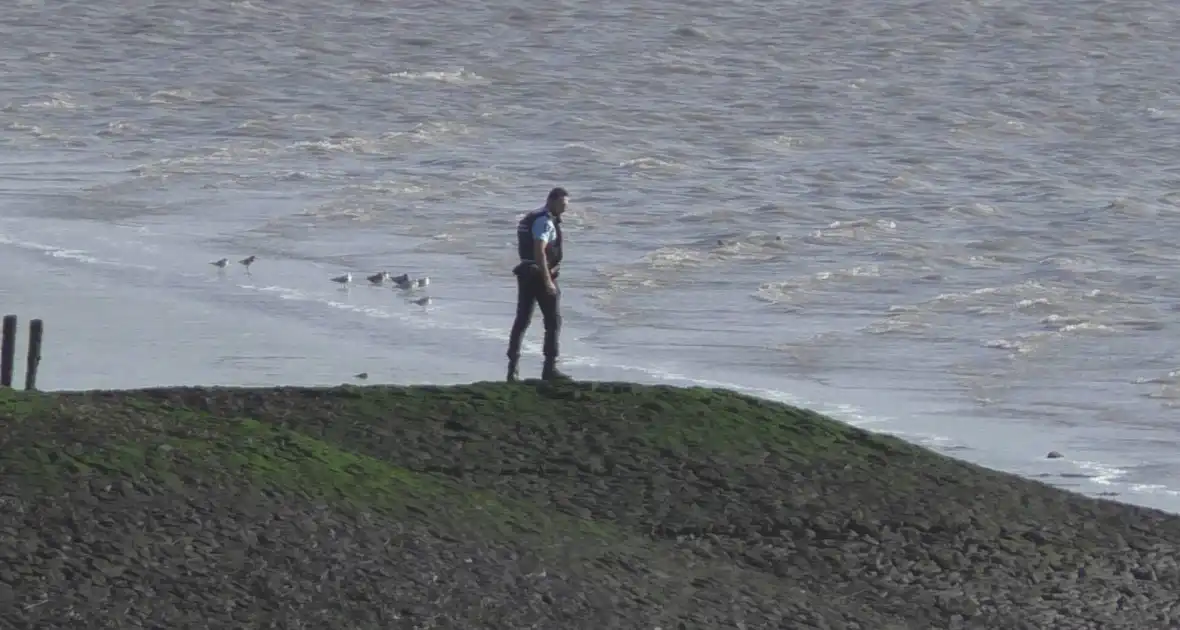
[210, 258, 229, 268]
[367, 271, 390, 285]
[414, 277, 430, 289]
[239, 255, 257, 272]
[331, 273, 352, 285]
[411, 296, 432, 307]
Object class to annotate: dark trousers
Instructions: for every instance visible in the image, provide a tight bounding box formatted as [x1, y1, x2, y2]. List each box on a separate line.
[507, 264, 561, 361]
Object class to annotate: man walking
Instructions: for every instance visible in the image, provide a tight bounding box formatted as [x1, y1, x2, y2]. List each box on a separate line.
[506, 187, 572, 382]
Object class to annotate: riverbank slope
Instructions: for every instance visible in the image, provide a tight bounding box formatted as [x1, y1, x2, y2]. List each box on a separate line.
[1, 381, 1177, 629]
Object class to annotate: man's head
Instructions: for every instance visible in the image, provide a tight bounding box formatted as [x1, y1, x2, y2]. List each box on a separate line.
[545, 187, 569, 216]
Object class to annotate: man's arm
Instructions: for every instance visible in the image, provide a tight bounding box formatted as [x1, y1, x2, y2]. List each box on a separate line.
[531, 216, 557, 290]
[534, 239, 549, 274]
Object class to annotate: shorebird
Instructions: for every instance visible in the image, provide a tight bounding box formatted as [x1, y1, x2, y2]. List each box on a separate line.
[414, 277, 429, 289]
[393, 275, 414, 290]
[239, 255, 257, 272]
[354, 372, 369, 380]
[331, 273, 352, 285]
[411, 296, 432, 307]
[210, 258, 229, 269]
[391, 273, 409, 284]
[367, 271, 390, 285]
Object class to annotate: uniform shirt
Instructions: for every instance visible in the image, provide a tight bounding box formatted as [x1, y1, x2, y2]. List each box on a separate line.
[530, 210, 558, 247]
[522, 208, 558, 262]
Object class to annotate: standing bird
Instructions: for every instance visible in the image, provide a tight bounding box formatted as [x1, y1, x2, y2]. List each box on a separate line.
[210, 258, 229, 269]
[239, 255, 257, 273]
[331, 273, 352, 285]
[367, 271, 390, 285]
[411, 296, 432, 307]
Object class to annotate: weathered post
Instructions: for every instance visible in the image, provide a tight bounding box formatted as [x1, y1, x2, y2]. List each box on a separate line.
[25, 319, 42, 391]
[0, 315, 15, 388]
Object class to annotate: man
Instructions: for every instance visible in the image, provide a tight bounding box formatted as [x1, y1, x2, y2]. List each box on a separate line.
[506, 187, 572, 382]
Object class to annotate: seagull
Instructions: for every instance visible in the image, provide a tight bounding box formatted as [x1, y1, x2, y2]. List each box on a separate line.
[414, 277, 429, 289]
[210, 258, 229, 269]
[393, 275, 414, 290]
[411, 296, 432, 307]
[391, 273, 409, 284]
[331, 273, 352, 285]
[239, 255, 257, 272]
[354, 372, 369, 380]
[367, 271, 390, 285]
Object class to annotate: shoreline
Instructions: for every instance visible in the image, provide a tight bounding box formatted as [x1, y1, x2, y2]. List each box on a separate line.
[3, 206, 1177, 515]
[2, 379, 1179, 628]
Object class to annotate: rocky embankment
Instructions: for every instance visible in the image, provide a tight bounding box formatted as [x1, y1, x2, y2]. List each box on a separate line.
[2, 381, 1179, 629]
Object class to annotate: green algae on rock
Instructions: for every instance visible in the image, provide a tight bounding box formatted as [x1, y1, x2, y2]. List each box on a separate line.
[1, 381, 1179, 629]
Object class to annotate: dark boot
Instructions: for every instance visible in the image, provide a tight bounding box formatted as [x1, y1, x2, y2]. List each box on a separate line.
[541, 358, 571, 381]
[506, 357, 520, 383]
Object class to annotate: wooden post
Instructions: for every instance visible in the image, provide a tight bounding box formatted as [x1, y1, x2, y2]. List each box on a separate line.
[25, 319, 42, 391]
[0, 315, 15, 388]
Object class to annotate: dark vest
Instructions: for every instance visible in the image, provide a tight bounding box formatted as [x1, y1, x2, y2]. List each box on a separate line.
[517, 209, 562, 270]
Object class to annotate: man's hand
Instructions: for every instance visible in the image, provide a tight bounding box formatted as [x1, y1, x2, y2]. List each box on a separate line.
[544, 277, 558, 295]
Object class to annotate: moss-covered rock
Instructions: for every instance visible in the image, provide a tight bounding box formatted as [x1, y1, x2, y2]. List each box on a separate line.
[1, 381, 1178, 629]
